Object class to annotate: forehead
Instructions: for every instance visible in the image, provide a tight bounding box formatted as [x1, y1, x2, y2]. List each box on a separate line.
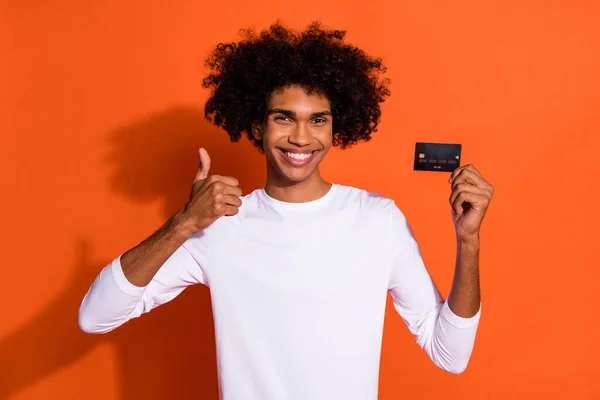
[268, 85, 331, 111]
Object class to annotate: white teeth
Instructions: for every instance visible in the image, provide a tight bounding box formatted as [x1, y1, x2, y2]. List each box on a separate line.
[285, 151, 312, 161]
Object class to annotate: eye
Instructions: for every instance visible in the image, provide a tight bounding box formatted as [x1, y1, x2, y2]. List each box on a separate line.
[312, 118, 327, 124]
[274, 115, 293, 124]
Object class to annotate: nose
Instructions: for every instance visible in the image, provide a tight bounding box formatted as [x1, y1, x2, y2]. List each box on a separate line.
[288, 123, 311, 146]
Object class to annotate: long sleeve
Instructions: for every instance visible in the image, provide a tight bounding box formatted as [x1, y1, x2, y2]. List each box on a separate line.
[387, 202, 481, 374]
[78, 243, 205, 334]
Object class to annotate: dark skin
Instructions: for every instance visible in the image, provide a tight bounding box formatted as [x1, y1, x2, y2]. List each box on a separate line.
[120, 149, 242, 286]
[251, 85, 333, 202]
[447, 164, 494, 317]
[121, 85, 494, 319]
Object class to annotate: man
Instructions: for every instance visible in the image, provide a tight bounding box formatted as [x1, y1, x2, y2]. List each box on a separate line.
[79, 22, 494, 399]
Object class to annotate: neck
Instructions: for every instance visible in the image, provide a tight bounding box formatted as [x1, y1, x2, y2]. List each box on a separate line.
[265, 165, 331, 203]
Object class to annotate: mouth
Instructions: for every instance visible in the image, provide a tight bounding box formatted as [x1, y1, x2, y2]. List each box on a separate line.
[278, 148, 319, 167]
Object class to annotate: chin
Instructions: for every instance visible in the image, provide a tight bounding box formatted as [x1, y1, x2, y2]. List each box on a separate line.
[278, 168, 315, 184]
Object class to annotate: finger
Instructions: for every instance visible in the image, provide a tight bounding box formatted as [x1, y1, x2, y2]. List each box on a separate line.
[449, 164, 482, 183]
[451, 191, 490, 216]
[195, 148, 211, 182]
[224, 205, 239, 216]
[452, 193, 489, 216]
[222, 194, 243, 207]
[449, 182, 490, 206]
[208, 175, 240, 188]
[451, 169, 489, 190]
[463, 164, 482, 177]
[221, 183, 243, 197]
[449, 166, 465, 183]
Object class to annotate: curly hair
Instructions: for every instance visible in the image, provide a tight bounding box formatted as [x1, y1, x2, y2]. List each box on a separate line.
[202, 21, 391, 150]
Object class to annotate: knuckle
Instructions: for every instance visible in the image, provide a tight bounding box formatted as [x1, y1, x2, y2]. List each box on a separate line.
[212, 181, 224, 193]
[213, 203, 224, 215]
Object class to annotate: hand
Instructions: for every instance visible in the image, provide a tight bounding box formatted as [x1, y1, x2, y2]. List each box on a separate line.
[180, 148, 242, 234]
[448, 164, 494, 241]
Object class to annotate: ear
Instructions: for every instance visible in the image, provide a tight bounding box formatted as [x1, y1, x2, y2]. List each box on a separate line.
[251, 121, 263, 140]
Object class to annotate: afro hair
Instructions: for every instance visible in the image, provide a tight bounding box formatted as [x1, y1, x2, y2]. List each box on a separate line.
[203, 21, 391, 150]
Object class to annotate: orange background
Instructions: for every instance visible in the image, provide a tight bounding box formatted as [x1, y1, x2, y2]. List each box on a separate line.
[1, 1, 599, 399]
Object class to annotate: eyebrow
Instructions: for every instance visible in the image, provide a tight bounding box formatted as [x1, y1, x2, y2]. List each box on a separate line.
[267, 108, 332, 118]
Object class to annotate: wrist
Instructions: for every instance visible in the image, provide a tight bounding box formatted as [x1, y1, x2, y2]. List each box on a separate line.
[457, 232, 480, 249]
[171, 209, 199, 239]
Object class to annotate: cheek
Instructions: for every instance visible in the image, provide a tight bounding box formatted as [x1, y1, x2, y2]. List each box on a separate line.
[317, 129, 333, 148]
[263, 126, 289, 147]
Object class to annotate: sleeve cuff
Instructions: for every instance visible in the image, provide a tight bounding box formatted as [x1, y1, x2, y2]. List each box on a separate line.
[441, 300, 481, 329]
[110, 255, 147, 297]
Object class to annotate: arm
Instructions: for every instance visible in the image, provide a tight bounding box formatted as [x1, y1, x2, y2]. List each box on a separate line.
[447, 164, 494, 317]
[389, 164, 493, 374]
[120, 211, 196, 287]
[387, 205, 480, 374]
[77, 212, 204, 334]
[447, 237, 480, 318]
[78, 148, 242, 334]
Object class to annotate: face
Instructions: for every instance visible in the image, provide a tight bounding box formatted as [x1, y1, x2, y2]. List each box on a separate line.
[252, 84, 333, 186]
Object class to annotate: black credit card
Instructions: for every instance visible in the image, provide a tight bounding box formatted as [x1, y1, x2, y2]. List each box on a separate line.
[413, 142, 462, 172]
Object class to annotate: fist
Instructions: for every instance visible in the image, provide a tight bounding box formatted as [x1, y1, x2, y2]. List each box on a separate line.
[181, 148, 242, 233]
[448, 164, 494, 240]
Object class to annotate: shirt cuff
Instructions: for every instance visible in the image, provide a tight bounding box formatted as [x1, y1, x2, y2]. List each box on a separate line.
[110, 255, 147, 297]
[441, 300, 481, 329]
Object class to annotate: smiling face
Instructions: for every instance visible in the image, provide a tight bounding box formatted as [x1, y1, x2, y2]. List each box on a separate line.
[252, 84, 333, 189]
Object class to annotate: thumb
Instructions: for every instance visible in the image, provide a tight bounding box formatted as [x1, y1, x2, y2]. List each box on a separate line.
[194, 147, 211, 181]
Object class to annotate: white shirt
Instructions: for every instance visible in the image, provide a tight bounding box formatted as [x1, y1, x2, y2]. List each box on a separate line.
[79, 184, 481, 400]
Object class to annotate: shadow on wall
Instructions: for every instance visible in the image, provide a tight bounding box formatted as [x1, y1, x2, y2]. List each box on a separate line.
[0, 106, 264, 400]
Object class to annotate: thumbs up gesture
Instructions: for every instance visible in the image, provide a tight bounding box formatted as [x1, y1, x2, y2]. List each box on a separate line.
[180, 148, 242, 233]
